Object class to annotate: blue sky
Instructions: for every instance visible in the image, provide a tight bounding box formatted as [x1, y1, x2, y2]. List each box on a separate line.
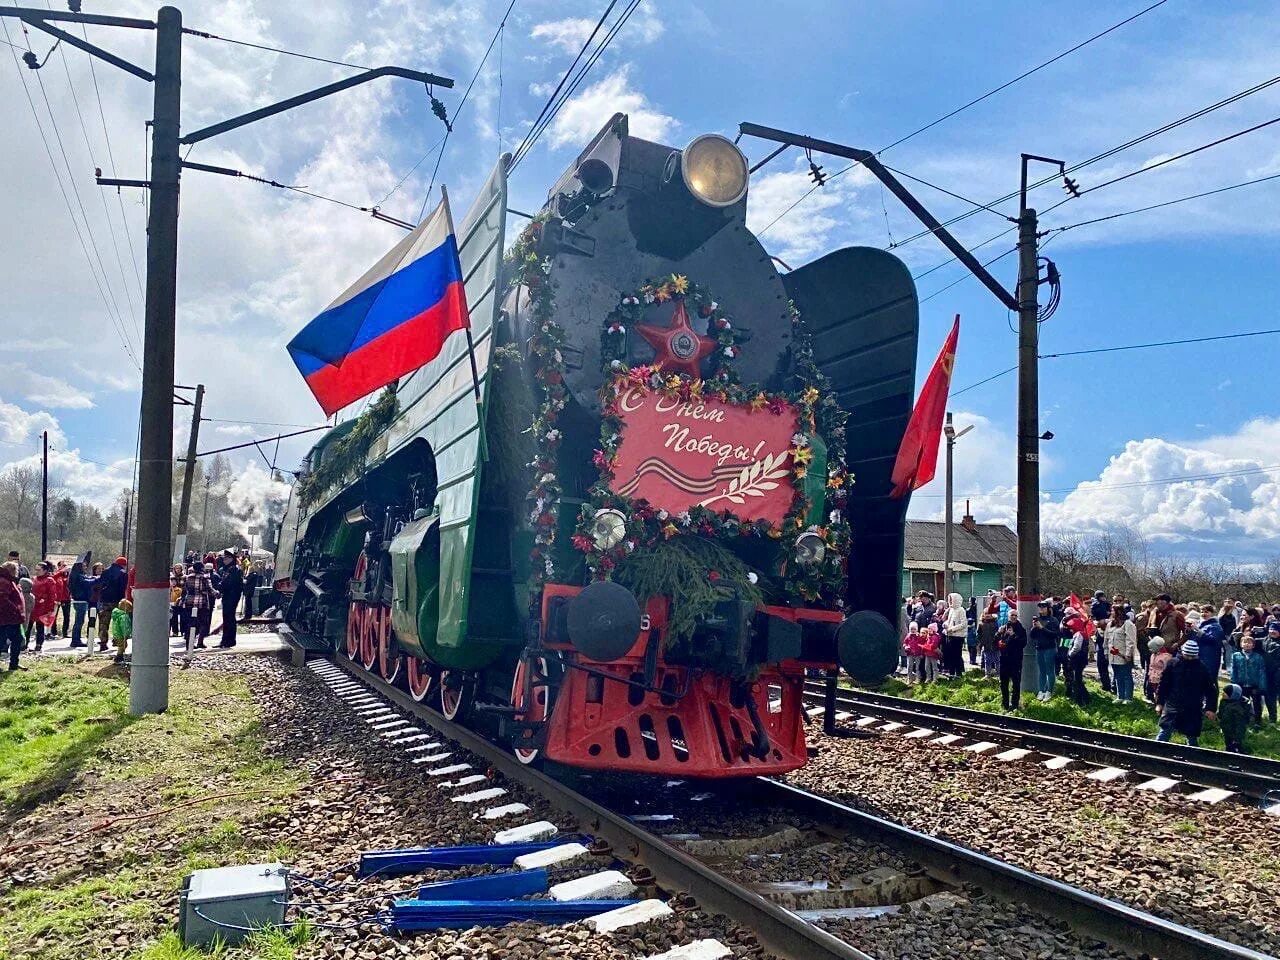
[2, 0, 1279, 558]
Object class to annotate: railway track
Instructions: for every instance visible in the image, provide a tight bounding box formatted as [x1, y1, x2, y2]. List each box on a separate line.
[290, 637, 1272, 960]
[802, 681, 1280, 801]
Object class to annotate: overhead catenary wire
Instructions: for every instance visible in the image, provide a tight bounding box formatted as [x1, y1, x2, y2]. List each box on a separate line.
[79, 18, 146, 303]
[412, 0, 520, 220]
[1, 18, 141, 371]
[181, 26, 375, 71]
[1044, 172, 1280, 234]
[758, 0, 1172, 238]
[46, 8, 143, 347]
[888, 72, 1280, 251]
[509, 0, 642, 173]
[948, 327, 1280, 398]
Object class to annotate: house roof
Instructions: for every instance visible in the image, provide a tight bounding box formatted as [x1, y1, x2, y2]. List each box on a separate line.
[903, 520, 1018, 568]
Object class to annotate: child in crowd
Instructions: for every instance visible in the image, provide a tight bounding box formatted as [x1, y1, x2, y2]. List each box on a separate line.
[978, 608, 1000, 678]
[1229, 634, 1268, 726]
[1218, 683, 1251, 753]
[110, 598, 133, 664]
[1144, 638, 1171, 702]
[903, 622, 924, 685]
[921, 623, 942, 683]
[18, 577, 34, 649]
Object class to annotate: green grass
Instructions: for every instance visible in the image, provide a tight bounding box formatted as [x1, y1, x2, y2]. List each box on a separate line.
[0, 659, 133, 809]
[0, 659, 306, 960]
[131, 924, 312, 960]
[871, 670, 1280, 758]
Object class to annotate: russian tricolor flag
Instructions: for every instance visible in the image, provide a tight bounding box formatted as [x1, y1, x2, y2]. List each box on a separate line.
[288, 194, 470, 416]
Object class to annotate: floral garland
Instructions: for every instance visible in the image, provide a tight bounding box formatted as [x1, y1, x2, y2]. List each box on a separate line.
[574, 274, 853, 609]
[507, 221, 566, 603]
[295, 387, 398, 509]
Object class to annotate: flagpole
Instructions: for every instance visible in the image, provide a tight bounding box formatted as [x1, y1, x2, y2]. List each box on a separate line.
[441, 186, 488, 461]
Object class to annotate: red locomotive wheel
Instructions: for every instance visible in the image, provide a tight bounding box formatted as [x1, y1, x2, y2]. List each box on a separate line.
[376, 607, 401, 684]
[406, 656, 433, 702]
[359, 603, 378, 671]
[510, 657, 555, 765]
[345, 602, 365, 661]
[439, 669, 470, 722]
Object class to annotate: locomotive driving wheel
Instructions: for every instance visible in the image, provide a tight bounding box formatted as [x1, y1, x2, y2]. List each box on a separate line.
[405, 656, 434, 702]
[359, 602, 378, 671]
[510, 656, 559, 765]
[344, 602, 365, 661]
[374, 607, 401, 684]
[438, 669, 472, 722]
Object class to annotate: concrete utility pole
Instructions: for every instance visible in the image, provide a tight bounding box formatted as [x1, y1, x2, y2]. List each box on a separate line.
[40, 430, 48, 560]
[200, 476, 212, 553]
[1015, 153, 1064, 693]
[175, 383, 204, 561]
[942, 413, 973, 597]
[131, 5, 183, 715]
[0, 4, 453, 714]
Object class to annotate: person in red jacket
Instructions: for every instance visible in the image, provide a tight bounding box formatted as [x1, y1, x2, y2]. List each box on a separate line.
[0, 562, 25, 670]
[31, 561, 59, 652]
[53, 561, 71, 638]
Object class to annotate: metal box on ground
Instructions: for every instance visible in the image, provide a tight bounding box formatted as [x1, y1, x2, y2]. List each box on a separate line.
[179, 862, 289, 947]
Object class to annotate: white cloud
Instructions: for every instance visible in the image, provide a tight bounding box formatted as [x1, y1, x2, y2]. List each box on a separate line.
[545, 66, 676, 149]
[531, 17, 596, 54]
[214, 423, 258, 438]
[72, 363, 141, 393]
[9, 338, 72, 352]
[906, 416, 1280, 558]
[0, 367, 95, 410]
[0, 397, 65, 448]
[746, 157, 874, 262]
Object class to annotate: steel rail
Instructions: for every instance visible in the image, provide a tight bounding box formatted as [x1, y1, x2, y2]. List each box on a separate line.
[803, 683, 1280, 798]
[321, 648, 873, 960]
[756, 778, 1273, 960]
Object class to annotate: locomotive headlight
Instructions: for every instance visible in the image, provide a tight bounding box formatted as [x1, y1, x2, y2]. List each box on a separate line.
[681, 134, 749, 208]
[591, 508, 627, 550]
[795, 530, 826, 566]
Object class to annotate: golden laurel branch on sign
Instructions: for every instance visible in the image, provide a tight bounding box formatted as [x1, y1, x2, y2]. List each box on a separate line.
[697, 451, 790, 508]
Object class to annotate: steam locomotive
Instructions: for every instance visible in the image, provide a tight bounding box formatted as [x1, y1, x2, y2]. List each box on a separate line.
[275, 114, 920, 777]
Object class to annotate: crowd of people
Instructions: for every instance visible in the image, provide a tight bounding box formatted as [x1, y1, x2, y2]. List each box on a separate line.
[0, 546, 271, 670]
[902, 586, 1280, 753]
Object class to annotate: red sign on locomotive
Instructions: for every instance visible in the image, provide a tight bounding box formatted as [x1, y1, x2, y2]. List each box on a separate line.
[608, 385, 798, 526]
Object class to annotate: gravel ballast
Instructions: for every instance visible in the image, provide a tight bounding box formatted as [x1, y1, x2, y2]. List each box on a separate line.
[788, 725, 1280, 955]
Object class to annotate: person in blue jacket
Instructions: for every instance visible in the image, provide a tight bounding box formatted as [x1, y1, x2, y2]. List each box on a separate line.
[1197, 612, 1226, 703]
[68, 559, 97, 648]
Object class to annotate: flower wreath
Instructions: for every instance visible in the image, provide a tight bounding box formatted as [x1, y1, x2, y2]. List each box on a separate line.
[508, 219, 852, 613]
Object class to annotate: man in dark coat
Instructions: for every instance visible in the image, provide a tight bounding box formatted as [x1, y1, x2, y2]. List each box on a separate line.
[997, 610, 1028, 710]
[1155, 638, 1216, 746]
[216, 551, 243, 648]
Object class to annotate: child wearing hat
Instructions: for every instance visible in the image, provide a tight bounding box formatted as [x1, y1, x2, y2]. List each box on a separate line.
[1144, 637, 1170, 702]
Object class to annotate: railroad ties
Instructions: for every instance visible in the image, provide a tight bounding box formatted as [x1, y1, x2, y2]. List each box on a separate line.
[303, 660, 730, 957]
[806, 692, 1263, 809]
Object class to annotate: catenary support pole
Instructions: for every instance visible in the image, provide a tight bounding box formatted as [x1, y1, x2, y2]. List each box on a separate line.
[943, 414, 954, 597]
[200, 476, 211, 552]
[40, 430, 48, 560]
[131, 5, 182, 716]
[174, 383, 204, 562]
[1016, 193, 1042, 695]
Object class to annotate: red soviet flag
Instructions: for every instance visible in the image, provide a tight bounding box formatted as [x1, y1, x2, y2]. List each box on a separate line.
[889, 315, 960, 499]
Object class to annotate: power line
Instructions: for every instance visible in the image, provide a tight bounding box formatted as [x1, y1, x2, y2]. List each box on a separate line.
[949, 327, 1280, 397]
[181, 26, 374, 71]
[204, 417, 329, 429]
[890, 72, 1280, 250]
[510, 0, 619, 172]
[760, 1, 1172, 238]
[918, 246, 1018, 305]
[47, 13, 143, 348]
[510, 0, 643, 173]
[1045, 172, 1280, 234]
[914, 462, 1280, 499]
[417, 0, 522, 218]
[2, 18, 140, 371]
[883, 163, 1012, 221]
[80, 18, 145, 303]
[879, 0, 1171, 155]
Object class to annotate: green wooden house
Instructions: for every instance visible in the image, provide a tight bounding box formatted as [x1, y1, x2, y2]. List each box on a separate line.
[900, 515, 1017, 601]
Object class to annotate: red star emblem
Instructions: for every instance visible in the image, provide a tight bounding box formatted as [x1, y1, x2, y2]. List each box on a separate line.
[636, 299, 716, 377]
